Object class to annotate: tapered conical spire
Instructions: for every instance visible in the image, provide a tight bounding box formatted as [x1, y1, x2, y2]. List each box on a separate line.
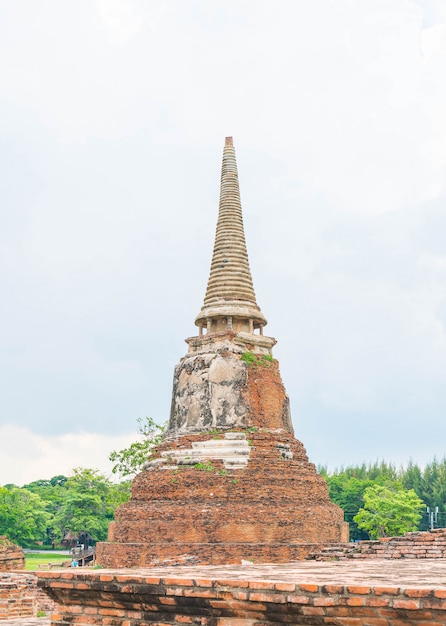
[195, 137, 267, 336]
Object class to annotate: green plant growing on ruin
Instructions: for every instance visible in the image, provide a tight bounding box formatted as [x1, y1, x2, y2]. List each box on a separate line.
[241, 351, 257, 365]
[194, 461, 214, 472]
[216, 469, 227, 476]
[241, 352, 274, 368]
[171, 478, 179, 484]
[205, 428, 223, 439]
[109, 417, 165, 478]
[232, 479, 239, 484]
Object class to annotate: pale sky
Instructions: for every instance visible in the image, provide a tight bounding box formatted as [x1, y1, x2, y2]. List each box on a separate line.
[1, 0, 445, 485]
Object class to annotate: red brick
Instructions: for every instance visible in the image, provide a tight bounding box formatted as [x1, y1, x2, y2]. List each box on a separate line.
[218, 617, 254, 626]
[84, 607, 98, 615]
[346, 597, 364, 606]
[405, 588, 433, 597]
[248, 580, 275, 590]
[163, 578, 194, 586]
[99, 575, 115, 582]
[393, 599, 420, 610]
[365, 597, 389, 607]
[348, 617, 386, 626]
[274, 582, 295, 591]
[209, 600, 230, 609]
[165, 587, 184, 596]
[249, 592, 286, 603]
[216, 579, 249, 588]
[347, 585, 371, 594]
[301, 606, 324, 615]
[183, 588, 216, 598]
[313, 597, 335, 606]
[287, 594, 310, 604]
[63, 605, 83, 614]
[323, 584, 345, 594]
[298, 583, 319, 592]
[99, 608, 126, 617]
[374, 586, 400, 595]
[194, 579, 213, 587]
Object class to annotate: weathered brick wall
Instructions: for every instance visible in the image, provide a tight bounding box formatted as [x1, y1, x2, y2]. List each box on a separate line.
[0, 572, 57, 620]
[308, 528, 446, 560]
[0, 536, 25, 571]
[98, 430, 345, 567]
[244, 359, 292, 431]
[37, 568, 446, 626]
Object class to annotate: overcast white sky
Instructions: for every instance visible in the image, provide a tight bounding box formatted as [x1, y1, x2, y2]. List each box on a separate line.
[1, 0, 445, 485]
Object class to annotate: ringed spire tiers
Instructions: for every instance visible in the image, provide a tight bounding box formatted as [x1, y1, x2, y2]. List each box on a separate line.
[195, 137, 268, 337]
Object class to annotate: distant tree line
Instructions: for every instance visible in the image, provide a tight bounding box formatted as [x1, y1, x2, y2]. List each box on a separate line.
[320, 458, 446, 540]
[0, 418, 163, 548]
[0, 469, 131, 548]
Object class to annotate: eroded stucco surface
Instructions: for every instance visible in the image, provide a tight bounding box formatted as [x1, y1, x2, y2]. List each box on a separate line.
[168, 352, 248, 433]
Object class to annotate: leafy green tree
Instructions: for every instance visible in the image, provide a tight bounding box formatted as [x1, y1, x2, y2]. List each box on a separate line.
[354, 483, 425, 539]
[54, 468, 118, 543]
[23, 475, 69, 546]
[109, 417, 165, 478]
[107, 480, 132, 509]
[0, 486, 49, 546]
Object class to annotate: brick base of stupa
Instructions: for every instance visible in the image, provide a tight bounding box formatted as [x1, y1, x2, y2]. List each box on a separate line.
[97, 345, 347, 568]
[97, 430, 347, 568]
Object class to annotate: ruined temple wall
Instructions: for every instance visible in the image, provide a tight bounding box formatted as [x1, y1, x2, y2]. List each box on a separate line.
[0, 537, 25, 572]
[0, 572, 57, 620]
[308, 528, 446, 561]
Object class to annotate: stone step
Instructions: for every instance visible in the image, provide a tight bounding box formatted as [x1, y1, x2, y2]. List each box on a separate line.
[192, 439, 248, 449]
[158, 433, 251, 469]
[161, 447, 250, 459]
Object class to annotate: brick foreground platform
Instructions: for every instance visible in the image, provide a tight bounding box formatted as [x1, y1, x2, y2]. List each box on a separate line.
[38, 560, 446, 625]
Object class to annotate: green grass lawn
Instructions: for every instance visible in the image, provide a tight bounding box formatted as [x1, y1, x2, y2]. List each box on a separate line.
[25, 552, 71, 571]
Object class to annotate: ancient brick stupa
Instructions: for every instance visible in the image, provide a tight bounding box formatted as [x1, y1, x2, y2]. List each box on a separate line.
[97, 138, 346, 567]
